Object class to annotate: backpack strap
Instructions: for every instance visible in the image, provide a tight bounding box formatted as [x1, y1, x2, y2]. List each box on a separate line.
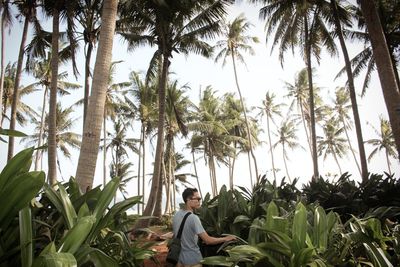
[176, 212, 191, 239]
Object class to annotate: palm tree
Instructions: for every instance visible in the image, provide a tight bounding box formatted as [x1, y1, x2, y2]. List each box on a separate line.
[8, 0, 40, 160]
[126, 71, 158, 213]
[257, 91, 284, 180]
[26, 46, 80, 171]
[75, 0, 119, 192]
[1, 62, 38, 128]
[118, 0, 231, 224]
[0, 0, 13, 126]
[332, 87, 362, 175]
[317, 117, 349, 175]
[326, 0, 369, 181]
[256, 0, 338, 179]
[21, 103, 81, 179]
[160, 79, 190, 216]
[273, 117, 301, 182]
[214, 13, 260, 181]
[359, 0, 400, 159]
[366, 117, 397, 175]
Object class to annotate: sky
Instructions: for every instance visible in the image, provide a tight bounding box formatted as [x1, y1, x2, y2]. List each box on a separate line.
[1, 1, 399, 204]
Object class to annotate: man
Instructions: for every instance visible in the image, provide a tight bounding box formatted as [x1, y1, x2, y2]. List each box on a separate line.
[172, 188, 236, 267]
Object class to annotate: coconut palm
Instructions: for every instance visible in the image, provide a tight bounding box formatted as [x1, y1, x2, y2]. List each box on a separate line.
[118, 0, 231, 224]
[257, 91, 284, 180]
[317, 117, 349, 176]
[75, 0, 119, 192]
[21, 103, 81, 180]
[332, 87, 362, 175]
[126, 71, 158, 213]
[358, 0, 400, 158]
[8, 0, 41, 160]
[256, 0, 338, 179]
[366, 117, 397, 175]
[214, 13, 260, 181]
[1, 62, 38, 128]
[273, 117, 301, 182]
[0, 0, 13, 125]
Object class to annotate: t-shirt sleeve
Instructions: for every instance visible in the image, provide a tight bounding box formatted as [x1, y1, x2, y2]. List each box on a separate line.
[192, 215, 205, 235]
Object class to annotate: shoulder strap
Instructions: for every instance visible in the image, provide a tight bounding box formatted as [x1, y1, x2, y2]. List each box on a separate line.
[177, 212, 191, 239]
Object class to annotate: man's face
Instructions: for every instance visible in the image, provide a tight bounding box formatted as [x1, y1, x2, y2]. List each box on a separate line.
[188, 192, 202, 209]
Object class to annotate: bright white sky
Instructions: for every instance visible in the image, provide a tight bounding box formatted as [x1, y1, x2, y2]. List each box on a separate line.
[1, 2, 399, 202]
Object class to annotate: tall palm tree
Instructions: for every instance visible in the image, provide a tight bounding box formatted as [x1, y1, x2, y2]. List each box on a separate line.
[126, 71, 158, 213]
[118, 0, 232, 224]
[366, 117, 397, 175]
[317, 117, 349, 175]
[359, 0, 400, 159]
[75, 0, 119, 192]
[160, 79, 190, 216]
[325, 0, 369, 181]
[256, 0, 338, 179]
[214, 13, 260, 181]
[257, 91, 284, 180]
[21, 103, 81, 179]
[273, 117, 301, 182]
[0, 0, 13, 126]
[332, 87, 361, 175]
[7, 0, 40, 160]
[1, 62, 38, 128]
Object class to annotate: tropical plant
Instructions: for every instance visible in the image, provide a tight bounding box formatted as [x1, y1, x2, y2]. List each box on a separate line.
[214, 13, 260, 181]
[75, 0, 119, 192]
[366, 117, 397, 174]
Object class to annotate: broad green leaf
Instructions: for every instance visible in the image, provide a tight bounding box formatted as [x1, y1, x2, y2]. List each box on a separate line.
[233, 215, 250, 224]
[58, 184, 77, 229]
[313, 206, 327, 249]
[201, 256, 232, 266]
[0, 128, 27, 137]
[93, 178, 120, 220]
[58, 216, 96, 254]
[19, 207, 32, 267]
[75, 245, 118, 267]
[0, 147, 34, 190]
[292, 202, 307, 252]
[0, 171, 45, 229]
[363, 243, 393, 267]
[32, 252, 77, 267]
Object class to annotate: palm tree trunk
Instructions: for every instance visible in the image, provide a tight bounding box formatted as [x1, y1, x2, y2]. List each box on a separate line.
[0, 17, 5, 126]
[163, 159, 170, 214]
[333, 152, 342, 175]
[385, 150, 391, 175]
[103, 109, 107, 186]
[83, 42, 93, 128]
[171, 154, 176, 211]
[137, 125, 143, 214]
[7, 17, 29, 161]
[359, 0, 400, 160]
[192, 151, 203, 198]
[331, 0, 368, 181]
[228, 155, 233, 190]
[299, 101, 313, 160]
[48, 8, 59, 185]
[341, 116, 362, 175]
[231, 141, 237, 184]
[138, 52, 169, 228]
[266, 115, 277, 180]
[247, 151, 253, 187]
[304, 15, 319, 180]
[142, 135, 146, 213]
[75, 0, 119, 191]
[34, 87, 48, 171]
[282, 145, 291, 183]
[231, 52, 259, 181]
[153, 160, 163, 220]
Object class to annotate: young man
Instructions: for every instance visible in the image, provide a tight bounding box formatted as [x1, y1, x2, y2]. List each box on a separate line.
[172, 188, 236, 267]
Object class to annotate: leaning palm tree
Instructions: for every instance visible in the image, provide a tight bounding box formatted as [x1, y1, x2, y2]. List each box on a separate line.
[366, 117, 397, 175]
[214, 13, 260, 181]
[118, 0, 232, 225]
[257, 91, 284, 180]
[255, 0, 338, 179]
[273, 117, 301, 183]
[358, 0, 400, 159]
[0, 0, 13, 125]
[21, 103, 81, 181]
[8, 0, 41, 160]
[317, 117, 349, 176]
[75, 0, 119, 192]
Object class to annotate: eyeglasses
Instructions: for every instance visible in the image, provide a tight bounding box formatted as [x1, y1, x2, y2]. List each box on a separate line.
[190, 197, 202, 202]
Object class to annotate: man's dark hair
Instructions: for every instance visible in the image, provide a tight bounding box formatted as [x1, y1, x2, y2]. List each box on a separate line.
[182, 188, 198, 203]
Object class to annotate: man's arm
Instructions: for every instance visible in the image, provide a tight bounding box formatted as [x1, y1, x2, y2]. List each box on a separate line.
[198, 232, 236, 245]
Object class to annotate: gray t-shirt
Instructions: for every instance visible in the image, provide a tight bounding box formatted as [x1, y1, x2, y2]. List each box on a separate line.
[172, 210, 206, 265]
